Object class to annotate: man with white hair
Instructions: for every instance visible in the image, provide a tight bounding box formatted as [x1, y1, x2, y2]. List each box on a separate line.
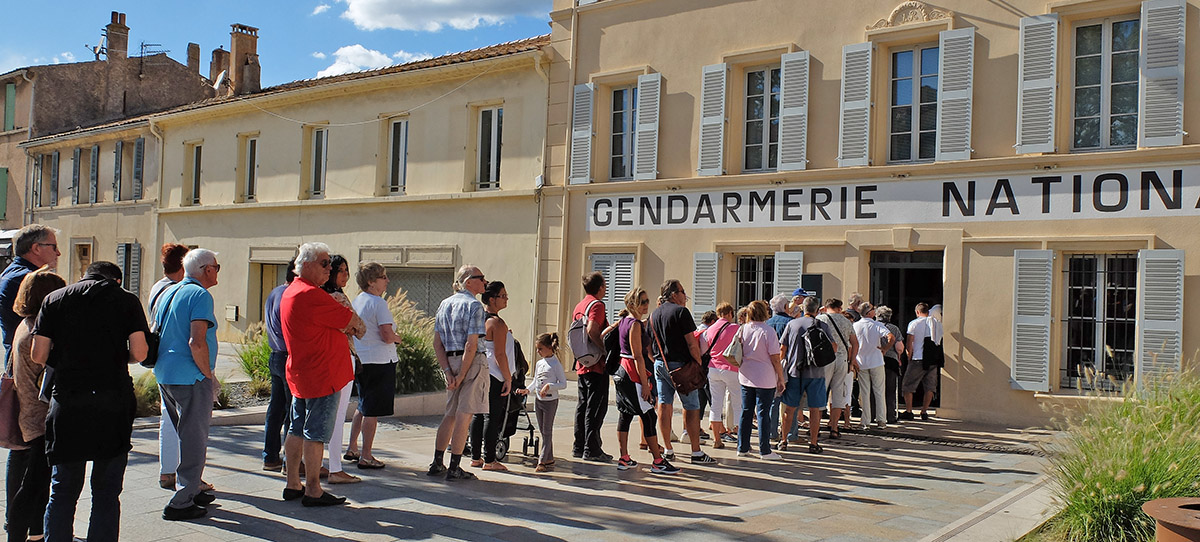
[429, 264, 489, 480]
[765, 293, 799, 443]
[154, 248, 221, 521]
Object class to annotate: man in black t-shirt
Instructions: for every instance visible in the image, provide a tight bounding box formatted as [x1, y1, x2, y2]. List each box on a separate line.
[32, 261, 150, 542]
[649, 279, 716, 465]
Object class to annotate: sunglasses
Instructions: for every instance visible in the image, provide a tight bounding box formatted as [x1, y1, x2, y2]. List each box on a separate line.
[318, 259, 332, 268]
[469, 274, 486, 281]
[203, 263, 221, 272]
[639, 298, 650, 305]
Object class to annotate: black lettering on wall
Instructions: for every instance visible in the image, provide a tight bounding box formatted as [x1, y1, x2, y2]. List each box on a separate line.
[811, 188, 833, 220]
[855, 185, 877, 219]
[1140, 170, 1182, 210]
[783, 189, 804, 221]
[723, 192, 743, 223]
[840, 186, 848, 219]
[942, 181, 975, 217]
[1031, 176, 1061, 214]
[694, 194, 716, 224]
[617, 197, 634, 226]
[1093, 173, 1128, 213]
[667, 195, 688, 224]
[1073, 175, 1083, 212]
[986, 179, 1019, 215]
[593, 198, 613, 227]
[749, 190, 776, 222]
[640, 196, 662, 225]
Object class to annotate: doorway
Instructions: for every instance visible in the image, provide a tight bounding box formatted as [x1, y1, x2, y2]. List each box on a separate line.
[869, 251, 944, 407]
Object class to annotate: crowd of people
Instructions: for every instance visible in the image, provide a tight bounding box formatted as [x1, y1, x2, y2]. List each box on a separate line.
[0, 223, 945, 540]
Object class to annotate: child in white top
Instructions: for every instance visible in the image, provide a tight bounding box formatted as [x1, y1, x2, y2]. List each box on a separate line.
[527, 332, 567, 471]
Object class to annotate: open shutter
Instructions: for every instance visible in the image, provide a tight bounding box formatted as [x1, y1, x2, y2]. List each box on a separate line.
[113, 141, 123, 200]
[1136, 249, 1184, 384]
[773, 251, 804, 300]
[132, 137, 145, 199]
[49, 151, 59, 205]
[936, 27, 975, 162]
[1138, 0, 1186, 148]
[568, 83, 594, 185]
[838, 42, 872, 167]
[1011, 250, 1053, 391]
[30, 156, 40, 208]
[634, 72, 662, 180]
[89, 144, 99, 203]
[778, 51, 810, 171]
[692, 252, 719, 325]
[71, 148, 80, 204]
[116, 243, 128, 287]
[0, 168, 7, 220]
[1015, 15, 1058, 154]
[129, 243, 142, 298]
[697, 63, 727, 176]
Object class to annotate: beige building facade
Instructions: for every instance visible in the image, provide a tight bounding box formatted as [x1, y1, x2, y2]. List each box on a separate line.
[544, 0, 1198, 426]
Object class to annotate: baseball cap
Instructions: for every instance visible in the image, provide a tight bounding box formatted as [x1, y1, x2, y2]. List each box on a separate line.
[792, 288, 810, 297]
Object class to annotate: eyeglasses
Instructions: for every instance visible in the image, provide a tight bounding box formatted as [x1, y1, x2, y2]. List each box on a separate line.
[37, 243, 58, 251]
[204, 263, 221, 272]
[639, 298, 650, 305]
[318, 259, 332, 268]
[469, 274, 486, 282]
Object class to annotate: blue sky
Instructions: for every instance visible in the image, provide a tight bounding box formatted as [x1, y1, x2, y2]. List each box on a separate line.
[0, 0, 552, 87]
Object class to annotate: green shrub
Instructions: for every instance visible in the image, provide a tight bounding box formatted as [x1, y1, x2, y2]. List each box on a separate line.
[215, 377, 231, 409]
[1043, 369, 1200, 542]
[134, 371, 161, 417]
[235, 322, 272, 384]
[388, 289, 446, 394]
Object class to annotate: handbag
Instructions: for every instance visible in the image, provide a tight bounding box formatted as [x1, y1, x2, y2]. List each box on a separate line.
[720, 326, 744, 368]
[649, 314, 706, 395]
[1, 355, 30, 450]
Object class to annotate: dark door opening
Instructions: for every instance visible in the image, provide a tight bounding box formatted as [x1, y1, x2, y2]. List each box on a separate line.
[869, 251, 944, 408]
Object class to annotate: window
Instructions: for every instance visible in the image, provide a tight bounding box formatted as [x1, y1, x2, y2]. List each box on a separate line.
[389, 120, 407, 193]
[186, 143, 202, 205]
[590, 253, 635, 324]
[744, 66, 780, 171]
[1063, 253, 1137, 391]
[112, 141, 124, 202]
[890, 45, 939, 162]
[311, 128, 327, 197]
[384, 267, 454, 317]
[244, 137, 258, 201]
[88, 144, 99, 204]
[116, 242, 142, 298]
[477, 106, 502, 190]
[70, 148, 81, 205]
[610, 86, 637, 179]
[1072, 17, 1139, 150]
[72, 242, 92, 282]
[735, 255, 775, 308]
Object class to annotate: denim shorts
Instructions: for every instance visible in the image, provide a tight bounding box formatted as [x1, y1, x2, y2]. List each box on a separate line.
[289, 392, 339, 443]
[654, 359, 701, 411]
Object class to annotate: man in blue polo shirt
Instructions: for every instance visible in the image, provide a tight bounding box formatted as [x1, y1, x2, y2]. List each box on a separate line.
[1, 224, 60, 362]
[154, 248, 221, 521]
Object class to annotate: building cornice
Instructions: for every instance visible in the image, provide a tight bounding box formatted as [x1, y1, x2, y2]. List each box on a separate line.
[157, 188, 540, 215]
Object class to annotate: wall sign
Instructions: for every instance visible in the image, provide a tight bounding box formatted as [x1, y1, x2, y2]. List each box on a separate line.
[586, 165, 1200, 231]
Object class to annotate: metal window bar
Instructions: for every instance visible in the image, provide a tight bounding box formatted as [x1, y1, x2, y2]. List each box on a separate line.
[735, 255, 775, 308]
[1062, 253, 1138, 392]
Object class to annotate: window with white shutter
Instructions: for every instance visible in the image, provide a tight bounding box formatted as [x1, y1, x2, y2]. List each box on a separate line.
[590, 253, 635, 324]
[1016, 15, 1058, 154]
[113, 141, 123, 202]
[888, 43, 938, 163]
[569, 83, 595, 184]
[692, 252, 719, 325]
[743, 65, 780, 172]
[1138, 0, 1186, 148]
[1136, 249, 1183, 385]
[1011, 250, 1052, 391]
[88, 144, 99, 203]
[633, 72, 661, 180]
[778, 51, 810, 172]
[935, 27, 975, 162]
[1063, 253, 1137, 391]
[610, 85, 637, 180]
[773, 251, 804, 301]
[697, 64, 727, 176]
[132, 137, 144, 200]
[838, 42, 872, 167]
[117, 242, 142, 298]
[735, 255, 774, 308]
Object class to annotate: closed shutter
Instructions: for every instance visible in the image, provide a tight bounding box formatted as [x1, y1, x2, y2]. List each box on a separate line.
[634, 72, 662, 180]
[129, 243, 142, 298]
[692, 252, 719, 325]
[1138, 0, 1186, 148]
[838, 42, 872, 167]
[773, 251, 804, 299]
[778, 51, 810, 171]
[132, 137, 144, 200]
[697, 63, 727, 176]
[71, 148, 80, 204]
[89, 144, 99, 203]
[590, 253, 635, 324]
[30, 156, 40, 208]
[113, 141, 123, 200]
[0, 168, 7, 220]
[117, 243, 128, 287]
[589, 254, 613, 322]
[568, 83, 594, 185]
[1010, 250, 1053, 392]
[936, 27, 975, 162]
[1136, 249, 1184, 384]
[3, 83, 14, 131]
[1015, 15, 1058, 154]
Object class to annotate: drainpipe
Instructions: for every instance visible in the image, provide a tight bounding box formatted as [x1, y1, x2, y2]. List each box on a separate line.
[553, 4, 581, 338]
[530, 50, 550, 338]
[148, 118, 166, 295]
[20, 70, 34, 226]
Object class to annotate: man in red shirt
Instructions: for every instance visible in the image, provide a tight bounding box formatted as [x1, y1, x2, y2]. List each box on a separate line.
[281, 242, 354, 507]
[572, 272, 611, 462]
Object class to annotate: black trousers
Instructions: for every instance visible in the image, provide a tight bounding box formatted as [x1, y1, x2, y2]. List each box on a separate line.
[573, 371, 610, 456]
[469, 376, 509, 462]
[6, 437, 50, 541]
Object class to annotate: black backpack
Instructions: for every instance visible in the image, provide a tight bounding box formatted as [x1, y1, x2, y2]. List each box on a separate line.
[602, 324, 622, 376]
[804, 324, 837, 367]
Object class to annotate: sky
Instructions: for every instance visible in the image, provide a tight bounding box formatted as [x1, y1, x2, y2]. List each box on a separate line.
[0, 0, 552, 87]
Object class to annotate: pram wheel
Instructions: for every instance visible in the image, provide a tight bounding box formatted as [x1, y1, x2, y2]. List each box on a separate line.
[496, 438, 509, 462]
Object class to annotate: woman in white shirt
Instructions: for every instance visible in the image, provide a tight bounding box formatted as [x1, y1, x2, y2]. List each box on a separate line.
[346, 263, 401, 470]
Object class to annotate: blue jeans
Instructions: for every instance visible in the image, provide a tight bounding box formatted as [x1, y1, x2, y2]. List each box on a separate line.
[44, 454, 128, 542]
[739, 386, 775, 455]
[263, 350, 291, 462]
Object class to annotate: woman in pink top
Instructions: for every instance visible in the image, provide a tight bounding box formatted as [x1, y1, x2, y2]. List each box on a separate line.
[702, 302, 739, 448]
[736, 300, 785, 460]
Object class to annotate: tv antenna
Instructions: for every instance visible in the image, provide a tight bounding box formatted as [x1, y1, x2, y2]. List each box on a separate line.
[138, 42, 170, 75]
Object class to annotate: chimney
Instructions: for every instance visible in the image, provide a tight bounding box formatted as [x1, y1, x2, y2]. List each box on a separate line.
[209, 47, 230, 83]
[105, 11, 129, 61]
[187, 43, 200, 74]
[228, 24, 260, 95]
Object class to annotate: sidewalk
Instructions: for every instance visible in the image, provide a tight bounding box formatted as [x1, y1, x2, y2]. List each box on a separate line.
[0, 394, 1057, 542]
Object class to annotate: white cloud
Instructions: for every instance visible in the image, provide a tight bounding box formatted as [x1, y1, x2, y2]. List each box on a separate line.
[311, 51, 327, 59]
[317, 44, 393, 77]
[338, 0, 548, 32]
[59, 51, 76, 63]
[312, 4, 331, 15]
[392, 50, 432, 63]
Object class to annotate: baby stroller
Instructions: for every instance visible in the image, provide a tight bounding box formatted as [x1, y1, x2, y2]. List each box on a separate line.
[465, 340, 540, 461]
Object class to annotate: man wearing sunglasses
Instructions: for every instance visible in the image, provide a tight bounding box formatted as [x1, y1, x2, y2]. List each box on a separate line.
[1, 224, 60, 363]
[429, 265, 490, 480]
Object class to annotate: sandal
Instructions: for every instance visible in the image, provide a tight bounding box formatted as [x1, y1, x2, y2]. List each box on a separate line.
[356, 458, 385, 469]
[482, 462, 509, 472]
[777, 440, 789, 451]
[327, 471, 361, 484]
[828, 426, 841, 439]
[343, 451, 360, 462]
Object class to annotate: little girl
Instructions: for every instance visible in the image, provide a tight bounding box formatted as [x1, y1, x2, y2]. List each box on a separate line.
[527, 332, 567, 472]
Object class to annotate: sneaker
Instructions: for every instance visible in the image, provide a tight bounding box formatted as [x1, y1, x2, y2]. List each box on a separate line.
[662, 449, 676, 460]
[679, 430, 689, 442]
[301, 491, 347, 507]
[760, 452, 783, 461]
[690, 452, 717, 464]
[162, 504, 207, 521]
[572, 450, 584, 458]
[875, 422, 888, 430]
[736, 451, 753, 457]
[617, 456, 638, 470]
[721, 433, 738, 444]
[650, 459, 680, 474]
[699, 430, 711, 440]
[445, 466, 478, 481]
[583, 453, 613, 463]
[921, 411, 931, 421]
[899, 411, 915, 421]
[262, 460, 283, 472]
[427, 462, 447, 476]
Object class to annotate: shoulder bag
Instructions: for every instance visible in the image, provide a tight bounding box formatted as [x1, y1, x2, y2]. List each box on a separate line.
[649, 313, 706, 395]
[144, 283, 186, 369]
[1, 352, 29, 450]
[719, 324, 743, 368]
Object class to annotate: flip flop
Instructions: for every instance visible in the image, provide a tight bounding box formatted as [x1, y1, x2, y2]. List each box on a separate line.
[356, 458, 385, 469]
[482, 462, 509, 472]
[343, 451, 360, 462]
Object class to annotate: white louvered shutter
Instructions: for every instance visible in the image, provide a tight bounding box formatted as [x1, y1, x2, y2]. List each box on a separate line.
[1011, 250, 1053, 391]
[71, 148, 80, 204]
[773, 252, 804, 300]
[697, 63, 727, 176]
[634, 72, 662, 180]
[89, 144, 99, 203]
[1138, 0, 1186, 148]
[1015, 15, 1058, 154]
[132, 138, 145, 199]
[778, 51, 810, 171]
[692, 252, 719, 325]
[936, 27, 975, 162]
[838, 42, 872, 167]
[113, 141, 123, 200]
[49, 151, 59, 204]
[129, 243, 142, 298]
[569, 83, 595, 185]
[116, 243, 128, 287]
[1136, 249, 1184, 385]
[609, 254, 635, 323]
